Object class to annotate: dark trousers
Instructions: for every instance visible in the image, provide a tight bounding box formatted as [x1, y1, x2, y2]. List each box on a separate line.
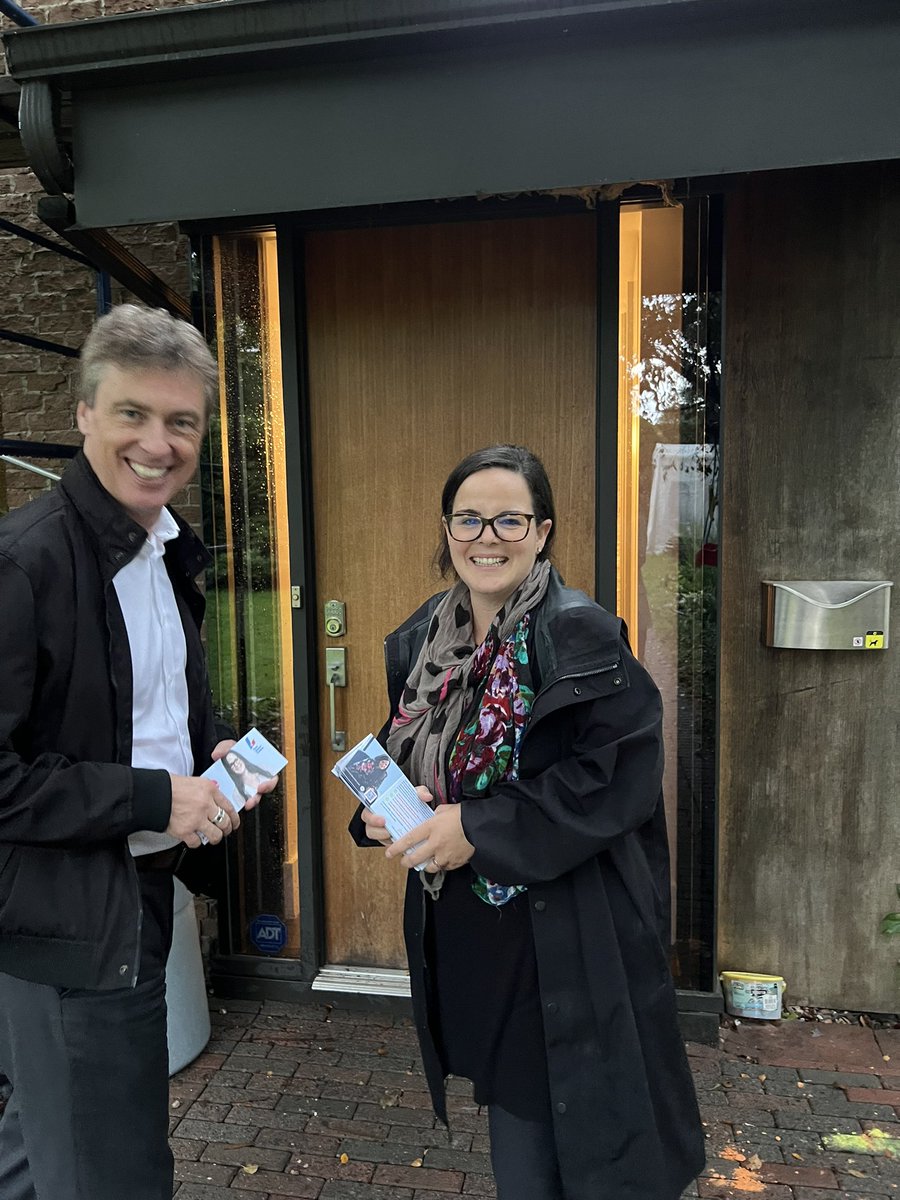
[488, 1103, 565, 1200]
[0, 870, 174, 1200]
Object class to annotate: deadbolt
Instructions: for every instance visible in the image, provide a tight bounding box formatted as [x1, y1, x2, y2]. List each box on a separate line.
[324, 599, 346, 637]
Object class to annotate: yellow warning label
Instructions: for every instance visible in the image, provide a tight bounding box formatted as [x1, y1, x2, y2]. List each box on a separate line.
[865, 631, 885, 649]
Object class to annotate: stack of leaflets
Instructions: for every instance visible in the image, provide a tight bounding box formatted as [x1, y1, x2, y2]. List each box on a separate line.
[332, 734, 433, 870]
[199, 727, 288, 843]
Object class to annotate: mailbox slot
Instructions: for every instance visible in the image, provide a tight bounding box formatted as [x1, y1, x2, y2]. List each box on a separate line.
[762, 580, 892, 650]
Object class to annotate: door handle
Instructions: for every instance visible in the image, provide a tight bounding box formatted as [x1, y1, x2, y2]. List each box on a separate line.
[326, 648, 347, 752]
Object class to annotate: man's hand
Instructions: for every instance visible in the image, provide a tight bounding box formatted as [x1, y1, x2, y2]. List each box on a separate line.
[167, 775, 239, 848]
[210, 739, 278, 812]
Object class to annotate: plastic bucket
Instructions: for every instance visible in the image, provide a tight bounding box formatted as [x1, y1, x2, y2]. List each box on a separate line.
[166, 878, 212, 1075]
[720, 971, 786, 1020]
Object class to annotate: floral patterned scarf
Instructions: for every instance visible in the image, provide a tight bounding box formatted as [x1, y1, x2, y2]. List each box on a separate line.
[387, 560, 549, 905]
[447, 614, 535, 906]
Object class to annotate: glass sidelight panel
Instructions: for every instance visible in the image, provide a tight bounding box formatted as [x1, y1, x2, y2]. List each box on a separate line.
[618, 200, 721, 990]
[202, 232, 300, 959]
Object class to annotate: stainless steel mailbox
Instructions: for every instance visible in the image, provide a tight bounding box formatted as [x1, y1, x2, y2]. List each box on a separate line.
[762, 581, 892, 650]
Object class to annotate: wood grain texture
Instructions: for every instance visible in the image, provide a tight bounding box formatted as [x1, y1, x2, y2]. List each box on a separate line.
[306, 216, 597, 966]
[719, 162, 900, 1010]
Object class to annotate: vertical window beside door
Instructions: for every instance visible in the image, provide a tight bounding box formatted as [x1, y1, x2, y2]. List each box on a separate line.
[200, 232, 300, 960]
[617, 199, 721, 991]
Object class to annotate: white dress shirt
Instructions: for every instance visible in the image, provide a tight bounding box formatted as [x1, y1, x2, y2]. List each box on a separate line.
[113, 508, 194, 857]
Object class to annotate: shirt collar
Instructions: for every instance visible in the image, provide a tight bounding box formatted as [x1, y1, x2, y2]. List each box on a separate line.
[58, 451, 211, 582]
[148, 506, 181, 545]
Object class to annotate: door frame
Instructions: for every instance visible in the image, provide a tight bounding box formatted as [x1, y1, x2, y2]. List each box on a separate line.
[284, 197, 617, 992]
[199, 188, 721, 1007]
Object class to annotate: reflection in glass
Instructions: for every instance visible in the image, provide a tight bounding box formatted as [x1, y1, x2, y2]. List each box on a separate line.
[618, 201, 721, 990]
[203, 233, 299, 958]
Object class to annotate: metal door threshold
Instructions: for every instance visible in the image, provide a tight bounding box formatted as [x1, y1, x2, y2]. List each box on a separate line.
[311, 964, 411, 997]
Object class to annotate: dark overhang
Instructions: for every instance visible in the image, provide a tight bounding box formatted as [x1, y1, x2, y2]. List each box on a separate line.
[6, 0, 881, 88]
[3, 0, 899, 228]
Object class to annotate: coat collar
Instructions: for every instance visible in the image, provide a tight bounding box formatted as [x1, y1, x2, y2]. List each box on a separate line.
[386, 566, 623, 700]
[58, 450, 211, 584]
[528, 566, 623, 688]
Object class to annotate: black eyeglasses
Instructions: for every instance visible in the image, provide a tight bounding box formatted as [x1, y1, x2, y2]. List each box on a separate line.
[444, 512, 537, 543]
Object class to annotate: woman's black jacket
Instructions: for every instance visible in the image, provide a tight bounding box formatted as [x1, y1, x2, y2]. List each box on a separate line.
[0, 452, 219, 991]
[351, 568, 705, 1200]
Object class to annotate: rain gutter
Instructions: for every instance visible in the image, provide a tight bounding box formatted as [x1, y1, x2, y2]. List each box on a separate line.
[4, 0, 894, 88]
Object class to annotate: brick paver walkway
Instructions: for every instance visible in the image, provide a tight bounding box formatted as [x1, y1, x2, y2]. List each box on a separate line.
[169, 1000, 900, 1199]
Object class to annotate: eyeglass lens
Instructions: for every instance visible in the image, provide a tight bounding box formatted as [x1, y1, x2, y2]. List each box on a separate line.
[446, 513, 533, 542]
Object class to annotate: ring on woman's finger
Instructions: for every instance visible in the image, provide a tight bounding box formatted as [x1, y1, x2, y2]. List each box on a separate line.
[212, 806, 228, 828]
[430, 857, 440, 871]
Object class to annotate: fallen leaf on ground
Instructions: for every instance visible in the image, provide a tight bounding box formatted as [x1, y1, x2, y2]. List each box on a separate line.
[705, 1167, 765, 1193]
[241, 1164, 259, 1175]
[823, 1129, 900, 1158]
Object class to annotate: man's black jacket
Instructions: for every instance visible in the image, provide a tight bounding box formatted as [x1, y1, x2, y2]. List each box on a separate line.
[0, 452, 218, 990]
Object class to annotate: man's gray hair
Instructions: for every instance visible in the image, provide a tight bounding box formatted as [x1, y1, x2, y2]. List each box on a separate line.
[78, 304, 219, 415]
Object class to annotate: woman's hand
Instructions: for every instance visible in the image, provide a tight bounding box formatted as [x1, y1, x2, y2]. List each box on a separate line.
[360, 784, 432, 847]
[385, 800, 475, 873]
[360, 805, 391, 845]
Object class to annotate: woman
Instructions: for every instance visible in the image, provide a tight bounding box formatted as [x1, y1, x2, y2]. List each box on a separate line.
[221, 748, 271, 802]
[343, 753, 392, 804]
[350, 445, 704, 1200]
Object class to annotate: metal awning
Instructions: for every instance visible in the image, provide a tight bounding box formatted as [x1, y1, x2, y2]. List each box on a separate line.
[3, 0, 899, 228]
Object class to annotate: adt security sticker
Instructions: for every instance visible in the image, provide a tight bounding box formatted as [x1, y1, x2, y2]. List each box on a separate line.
[865, 631, 885, 649]
[250, 913, 287, 955]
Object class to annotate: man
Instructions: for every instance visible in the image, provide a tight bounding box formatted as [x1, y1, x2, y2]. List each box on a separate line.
[0, 304, 266, 1199]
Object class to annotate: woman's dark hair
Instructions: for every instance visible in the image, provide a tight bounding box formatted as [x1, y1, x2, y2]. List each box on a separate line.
[436, 444, 557, 577]
[221, 747, 268, 794]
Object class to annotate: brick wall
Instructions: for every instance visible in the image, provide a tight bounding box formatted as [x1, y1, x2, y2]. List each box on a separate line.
[0, 166, 202, 519]
[0, 0, 224, 518]
[0, 1, 222, 932]
[0, 172, 199, 499]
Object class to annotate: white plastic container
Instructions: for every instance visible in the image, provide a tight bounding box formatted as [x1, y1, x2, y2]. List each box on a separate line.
[720, 971, 785, 1020]
[166, 878, 212, 1074]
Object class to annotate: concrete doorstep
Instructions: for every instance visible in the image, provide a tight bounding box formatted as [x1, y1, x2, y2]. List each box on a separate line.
[162, 1001, 900, 1200]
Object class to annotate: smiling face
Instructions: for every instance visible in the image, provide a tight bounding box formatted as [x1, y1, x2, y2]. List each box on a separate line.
[76, 364, 207, 530]
[444, 467, 551, 625]
[225, 752, 246, 774]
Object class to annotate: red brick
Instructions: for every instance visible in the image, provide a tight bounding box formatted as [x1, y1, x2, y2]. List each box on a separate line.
[373, 1163, 464, 1190]
[698, 1181, 792, 1199]
[846, 1087, 900, 1105]
[792, 1192, 864, 1200]
[200, 1143, 291, 1170]
[757, 1162, 839, 1187]
[233, 1169, 322, 1196]
[721, 1025, 884, 1073]
[174, 1161, 236, 1186]
[171, 1137, 206, 1161]
[289, 1152, 373, 1183]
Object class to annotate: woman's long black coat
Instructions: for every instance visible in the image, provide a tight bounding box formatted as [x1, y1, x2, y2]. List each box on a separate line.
[352, 569, 705, 1200]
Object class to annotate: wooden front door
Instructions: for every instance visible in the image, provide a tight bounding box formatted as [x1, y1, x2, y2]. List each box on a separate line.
[305, 215, 598, 968]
